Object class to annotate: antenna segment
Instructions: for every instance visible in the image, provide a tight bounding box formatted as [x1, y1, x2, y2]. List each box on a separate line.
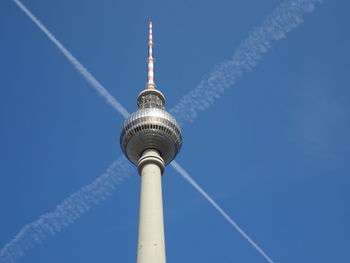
[147, 21, 155, 89]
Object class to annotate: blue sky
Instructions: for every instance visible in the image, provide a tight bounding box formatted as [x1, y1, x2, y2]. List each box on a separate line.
[1, 0, 350, 262]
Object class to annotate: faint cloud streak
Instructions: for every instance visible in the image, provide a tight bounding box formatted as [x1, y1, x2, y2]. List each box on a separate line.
[291, 77, 350, 158]
[170, 0, 323, 125]
[0, 157, 133, 263]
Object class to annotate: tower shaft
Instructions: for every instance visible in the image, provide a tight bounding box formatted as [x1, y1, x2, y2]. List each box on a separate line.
[137, 150, 166, 263]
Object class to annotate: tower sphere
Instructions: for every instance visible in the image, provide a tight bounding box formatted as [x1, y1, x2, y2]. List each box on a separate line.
[120, 89, 182, 166]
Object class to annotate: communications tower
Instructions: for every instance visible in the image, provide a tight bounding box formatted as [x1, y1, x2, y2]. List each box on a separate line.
[120, 21, 182, 263]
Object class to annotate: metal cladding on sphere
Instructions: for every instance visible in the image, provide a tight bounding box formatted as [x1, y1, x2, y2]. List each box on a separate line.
[120, 22, 182, 167]
[120, 103, 182, 166]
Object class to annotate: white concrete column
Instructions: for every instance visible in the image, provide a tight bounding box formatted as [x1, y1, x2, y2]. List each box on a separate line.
[136, 149, 166, 263]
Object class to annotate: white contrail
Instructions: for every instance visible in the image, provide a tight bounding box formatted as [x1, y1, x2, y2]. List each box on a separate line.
[0, 156, 133, 263]
[170, 0, 323, 125]
[171, 161, 274, 263]
[11, 0, 130, 119]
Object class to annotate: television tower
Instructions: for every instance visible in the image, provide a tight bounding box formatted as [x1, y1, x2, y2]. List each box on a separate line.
[120, 21, 182, 263]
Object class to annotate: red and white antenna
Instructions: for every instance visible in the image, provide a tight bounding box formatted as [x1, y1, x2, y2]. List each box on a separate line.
[147, 21, 155, 89]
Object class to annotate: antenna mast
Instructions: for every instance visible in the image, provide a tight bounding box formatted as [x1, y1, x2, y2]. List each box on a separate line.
[147, 21, 155, 89]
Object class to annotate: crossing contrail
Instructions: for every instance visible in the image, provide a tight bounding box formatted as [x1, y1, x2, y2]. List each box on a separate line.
[3, 0, 322, 262]
[11, 0, 130, 119]
[0, 156, 133, 263]
[170, 0, 323, 125]
[171, 161, 274, 263]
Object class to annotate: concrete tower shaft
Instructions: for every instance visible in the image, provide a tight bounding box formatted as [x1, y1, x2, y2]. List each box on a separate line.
[136, 149, 166, 263]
